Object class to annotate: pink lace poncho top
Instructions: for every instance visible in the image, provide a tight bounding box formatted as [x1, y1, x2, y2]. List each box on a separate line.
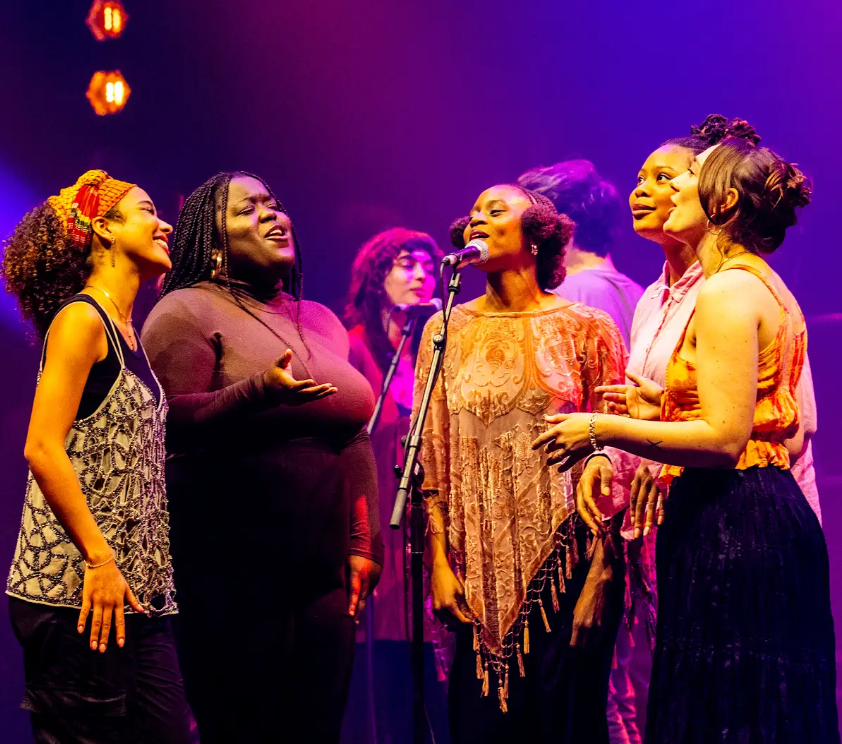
[415, 301, 628, 672]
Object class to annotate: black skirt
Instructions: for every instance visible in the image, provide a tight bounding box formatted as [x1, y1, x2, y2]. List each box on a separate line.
[647, 466, 839, 744]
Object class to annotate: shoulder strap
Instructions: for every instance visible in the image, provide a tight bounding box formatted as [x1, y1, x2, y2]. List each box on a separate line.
[40, 295, 125, 373]
[719, 263, 787, 313]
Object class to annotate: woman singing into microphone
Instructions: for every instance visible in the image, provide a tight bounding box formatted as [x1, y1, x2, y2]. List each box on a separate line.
[343, 227, 448, 743]
[416, 184, 633, 744]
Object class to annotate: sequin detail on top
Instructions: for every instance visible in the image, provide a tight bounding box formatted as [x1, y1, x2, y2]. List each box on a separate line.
[414, 303, 630, 700]
[7, 300, 176, 616]
[661, 264, 806, 481]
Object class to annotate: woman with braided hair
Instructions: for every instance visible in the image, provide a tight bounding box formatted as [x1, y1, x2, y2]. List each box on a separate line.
[534, 132, 839, 742]
[2, 170, 192, 743]
[141, 171, 384, 744]
[415, 183, 634, 743]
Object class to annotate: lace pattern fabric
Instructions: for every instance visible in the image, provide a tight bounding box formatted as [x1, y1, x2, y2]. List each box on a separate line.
[415, 303, 627, 666]
[7, 303, 176, 616]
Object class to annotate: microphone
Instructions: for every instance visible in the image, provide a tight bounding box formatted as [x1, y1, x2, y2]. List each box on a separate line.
[441, 239, 489, 270]
[390, 298, 443, 315]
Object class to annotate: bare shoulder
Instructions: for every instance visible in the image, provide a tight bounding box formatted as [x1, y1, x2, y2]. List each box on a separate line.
[46, 300, 108, 363]
[699, 268, 778, 316]
[50, 300, 106, 343]
[702, 268, 759, 295]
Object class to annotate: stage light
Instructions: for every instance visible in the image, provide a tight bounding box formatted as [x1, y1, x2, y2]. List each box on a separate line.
[86, 0, 129, 41]
[86, 71, 131, 116]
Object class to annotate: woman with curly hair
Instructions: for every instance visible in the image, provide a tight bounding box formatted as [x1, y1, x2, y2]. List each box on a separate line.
[535, 135, 839, 742]
[141, 171, 383, 744]
[2, 170, 193, 743]
[342, 228, 447, 743]
[416, 183, 633, 743]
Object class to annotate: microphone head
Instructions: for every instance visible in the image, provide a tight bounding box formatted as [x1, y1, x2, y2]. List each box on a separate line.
[464, 238, 490, 264]
[390, 298, 443, 315]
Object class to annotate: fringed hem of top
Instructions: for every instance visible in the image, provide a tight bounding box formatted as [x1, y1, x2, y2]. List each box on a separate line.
[468, 516, 594, 713]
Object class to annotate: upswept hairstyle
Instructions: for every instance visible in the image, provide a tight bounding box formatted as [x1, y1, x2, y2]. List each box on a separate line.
[344, 227, 443, 372]
[2, 201, 122, 338]
[699, 139, 812, 255]
[664, 113, 762, 155]
[159, 171, 302, 298]
[449, 186, 574, 290]
[517, 160, 622, 258]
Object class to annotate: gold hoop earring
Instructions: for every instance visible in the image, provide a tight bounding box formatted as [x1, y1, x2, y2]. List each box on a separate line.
[705, 218, 721, 236]
[210, 249, 223, 279]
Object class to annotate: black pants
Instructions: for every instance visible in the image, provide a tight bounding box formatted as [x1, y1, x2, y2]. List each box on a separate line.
[448, 524, 624, 744]
[9, 597, 193, 744]
[174, 587, 356, 744]
[340, 640, 451, 744]
[167, 438, 363, 744]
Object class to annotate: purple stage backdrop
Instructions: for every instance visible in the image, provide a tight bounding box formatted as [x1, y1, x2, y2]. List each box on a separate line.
[1, 1, 840, 740]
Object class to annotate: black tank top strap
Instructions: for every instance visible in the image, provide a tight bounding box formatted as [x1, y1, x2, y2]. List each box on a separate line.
[42, 294, 124, 372]
[41, 293, 162, 419]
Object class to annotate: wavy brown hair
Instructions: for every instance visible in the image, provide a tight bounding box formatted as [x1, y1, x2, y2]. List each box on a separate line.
[2, 203, 94, 337]
[699, 139, 812, 254]
[344, 228, 442, 372]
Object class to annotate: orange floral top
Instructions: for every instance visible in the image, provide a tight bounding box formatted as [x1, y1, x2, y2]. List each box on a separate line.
[415, 302, 628, 661]
[661, 264, 806, 479]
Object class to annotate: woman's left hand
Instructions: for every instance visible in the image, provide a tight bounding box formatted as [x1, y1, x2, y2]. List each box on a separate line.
[570, 530, 622, 649]
[531, 413, 594, 470]
[347, 555, 382, 619]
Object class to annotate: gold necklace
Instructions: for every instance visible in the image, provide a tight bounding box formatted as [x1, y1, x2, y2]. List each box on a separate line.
[715, 249, 753, 274]
[84, 285, 137, 351]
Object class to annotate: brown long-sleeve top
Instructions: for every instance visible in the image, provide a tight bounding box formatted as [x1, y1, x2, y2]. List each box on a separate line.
[140, 280, 383, 565]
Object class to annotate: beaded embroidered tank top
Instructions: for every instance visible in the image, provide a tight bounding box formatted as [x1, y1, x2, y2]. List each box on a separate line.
[661, 264, 806, 480]
[7, 296, 176, 615]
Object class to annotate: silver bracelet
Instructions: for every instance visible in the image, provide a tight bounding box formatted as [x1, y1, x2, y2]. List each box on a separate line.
[85, 555, 115, 570]
[589, 412, 603, 452]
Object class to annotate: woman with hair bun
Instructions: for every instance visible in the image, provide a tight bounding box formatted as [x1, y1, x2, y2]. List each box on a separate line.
[535, 136, 839, 742]
[598, 114, 770, 744]
[2, 171, 192, 743]
[415, 183, 633, 743]
[594, 116, 824, 744]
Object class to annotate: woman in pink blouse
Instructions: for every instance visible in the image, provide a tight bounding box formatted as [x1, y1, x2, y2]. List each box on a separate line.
[627, 115, 821, 530]
[602, 114, 823, 744]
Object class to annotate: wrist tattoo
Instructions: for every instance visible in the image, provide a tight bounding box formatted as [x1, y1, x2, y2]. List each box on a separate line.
[645, 438, 664, 454]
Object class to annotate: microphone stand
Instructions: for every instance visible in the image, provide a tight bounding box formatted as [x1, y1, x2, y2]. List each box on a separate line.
[368, 314, 417, 436]
[363, 312, 418, 744]
[391, 266, 463, 744]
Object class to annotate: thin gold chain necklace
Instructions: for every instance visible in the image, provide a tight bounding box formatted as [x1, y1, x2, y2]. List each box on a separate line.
[84, 285, 137, 351]
[714, 249, 753, 275]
